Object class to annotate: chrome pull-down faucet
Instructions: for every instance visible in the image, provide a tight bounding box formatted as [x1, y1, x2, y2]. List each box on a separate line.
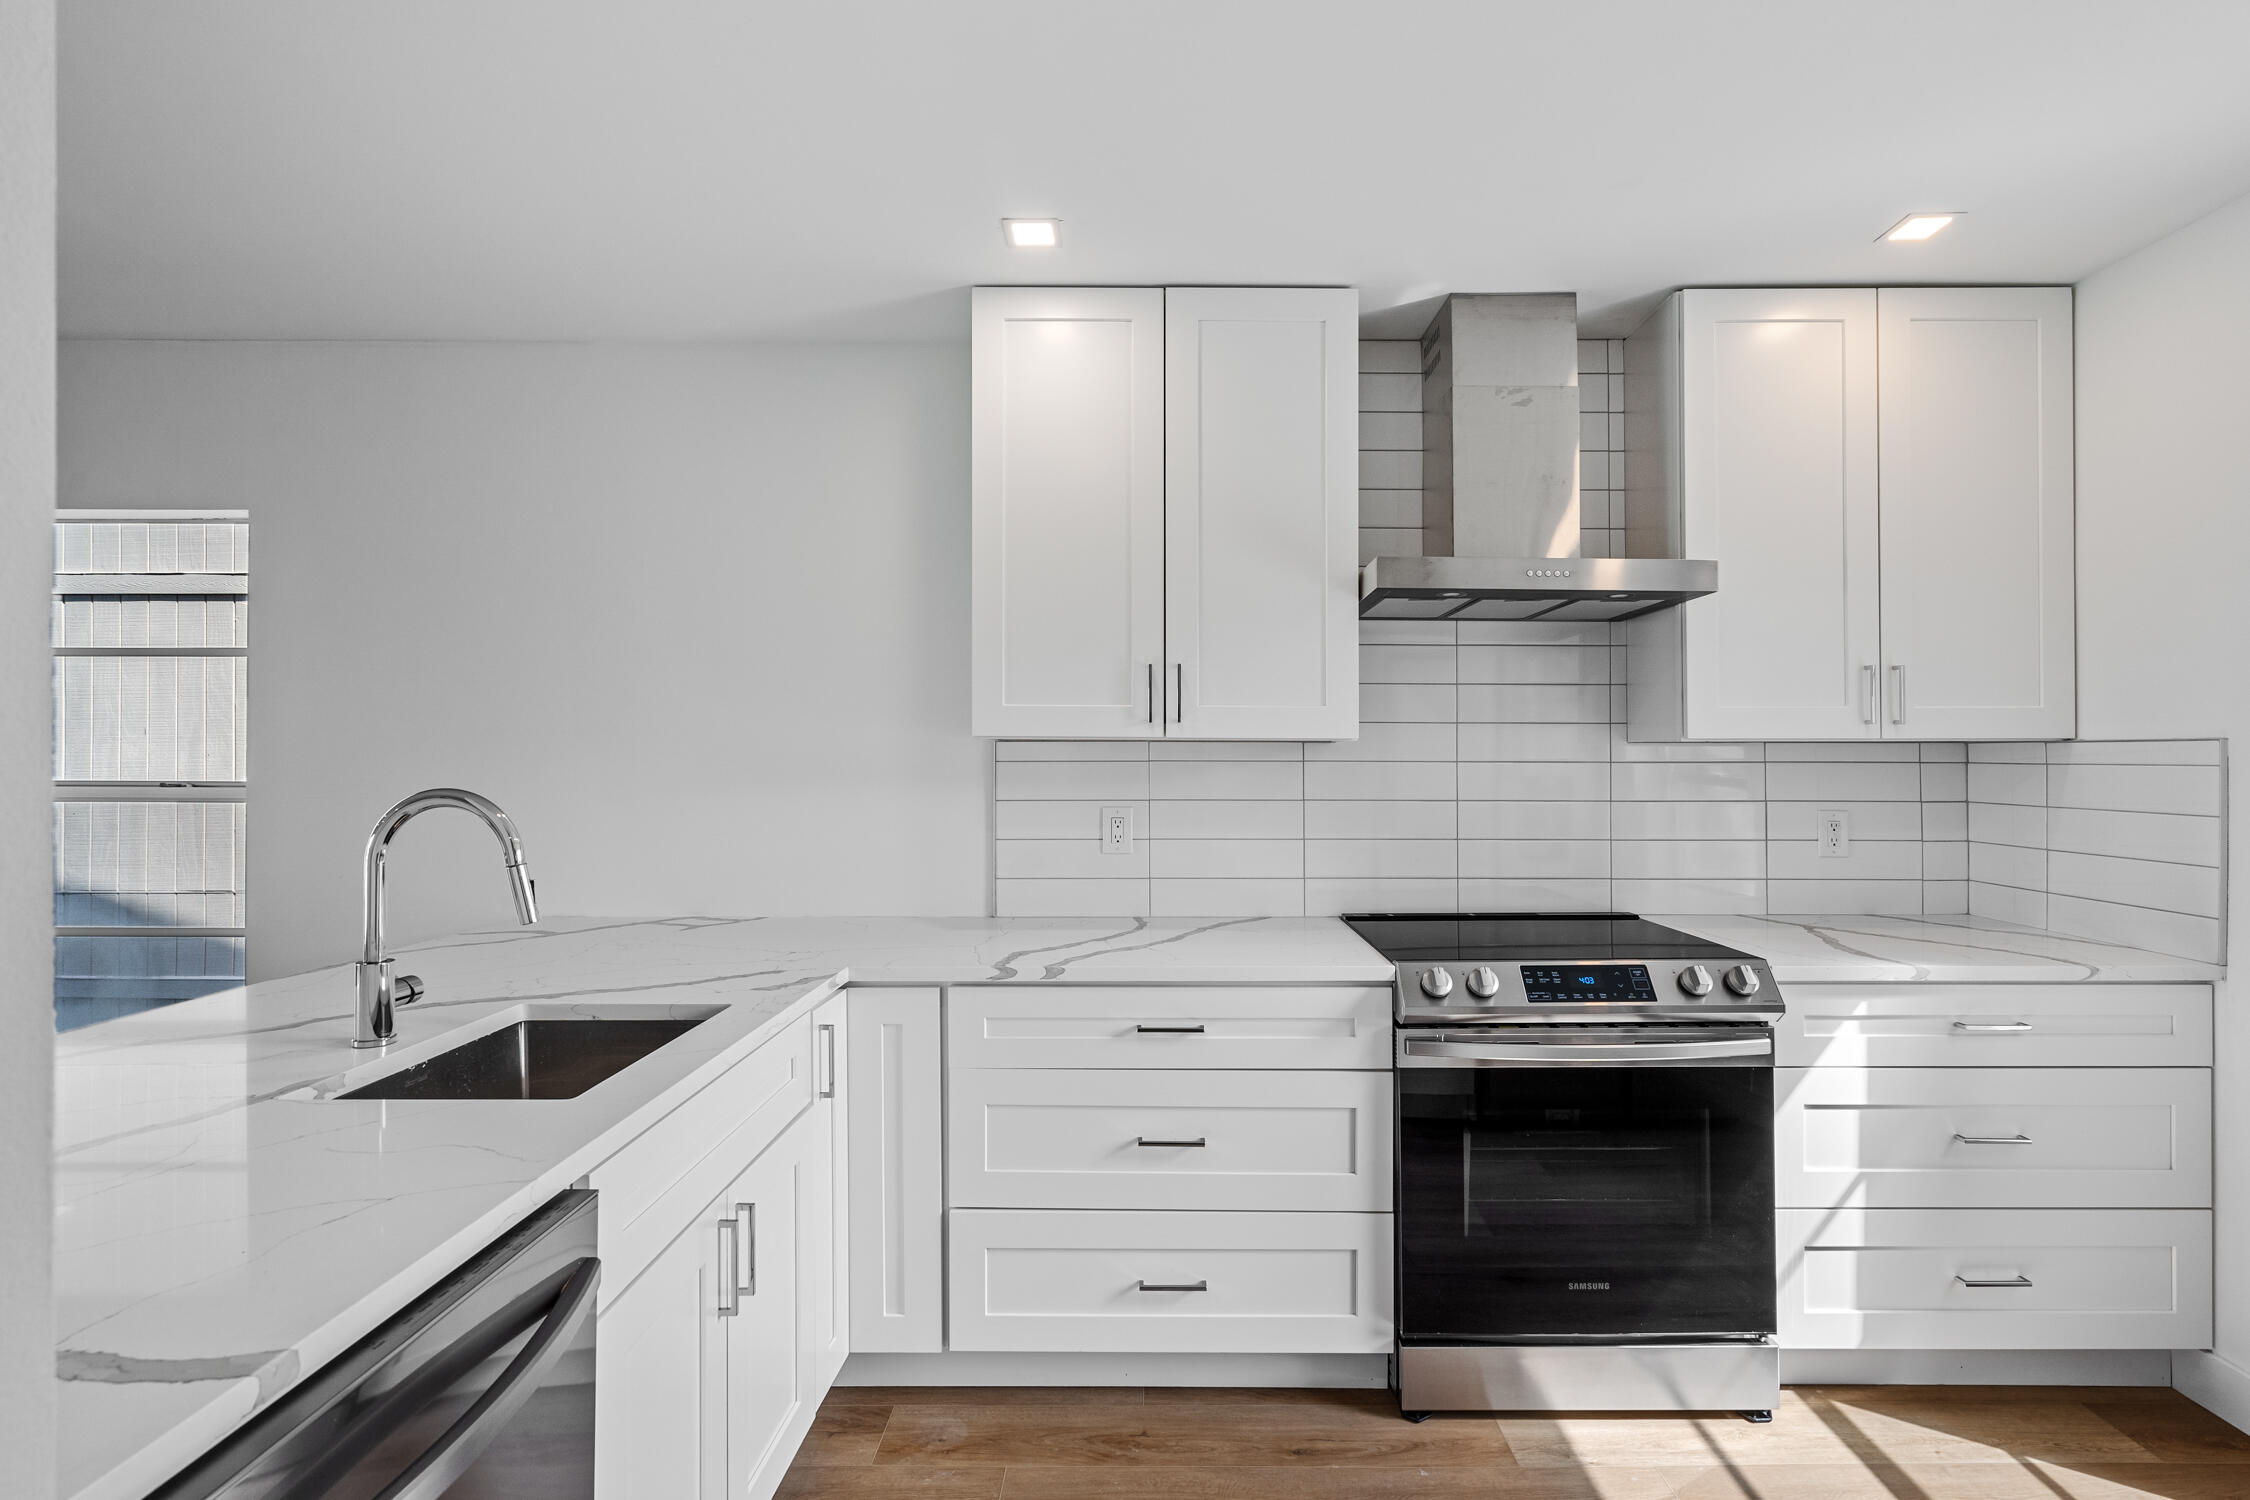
[353, 788, 538, 1049]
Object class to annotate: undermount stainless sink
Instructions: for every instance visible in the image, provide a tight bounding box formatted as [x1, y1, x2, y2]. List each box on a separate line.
[337, 1015, 712, 1101]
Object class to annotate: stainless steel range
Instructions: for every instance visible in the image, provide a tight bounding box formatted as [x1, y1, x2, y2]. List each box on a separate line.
[1343, 912, 1785, 1422]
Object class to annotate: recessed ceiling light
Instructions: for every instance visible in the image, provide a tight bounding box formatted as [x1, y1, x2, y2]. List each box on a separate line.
[1881, 212, 1959, 243]
[1003, 218, 1060, 249]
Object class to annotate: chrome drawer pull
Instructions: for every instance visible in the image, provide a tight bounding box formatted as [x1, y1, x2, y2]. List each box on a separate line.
[1952, 1020, 2033, 1033]
[1953, 1133, 2034, 1146]
[1135, 1024, 1206, 1034]
[715, 1218, 739, 1316]
[1955, 1274, 2034, 1289]
[1134, 1137, 1207, 1148]
[1136, 1280, 1209, 1293]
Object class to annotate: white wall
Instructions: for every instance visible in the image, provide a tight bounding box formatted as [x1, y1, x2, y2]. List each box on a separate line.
[2073, 188, 2250, 1411]
[59, 341, 989, 980]
[1, 1, 57, 1495]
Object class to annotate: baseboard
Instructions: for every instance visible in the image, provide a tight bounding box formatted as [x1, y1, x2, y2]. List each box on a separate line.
[2173, 1350, 2250, 1430]
[1779, 1349, 2171, 1386]
[837, 1351, 1391, 1388]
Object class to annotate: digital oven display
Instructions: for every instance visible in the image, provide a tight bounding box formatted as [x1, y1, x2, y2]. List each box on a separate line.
[1520, 964, 1657, 1003]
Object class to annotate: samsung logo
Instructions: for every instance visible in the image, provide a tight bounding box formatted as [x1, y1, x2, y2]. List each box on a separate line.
[1568, 1281, 1611, 1291]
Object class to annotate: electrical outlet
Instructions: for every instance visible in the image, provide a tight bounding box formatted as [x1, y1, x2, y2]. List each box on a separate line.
[1099, 805, 1134, 855]
[1818, 810, 1851, 858]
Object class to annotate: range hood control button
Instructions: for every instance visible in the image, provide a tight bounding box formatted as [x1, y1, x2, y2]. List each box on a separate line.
[1724, 964, 1762, 997]
[1464, 966, 1501, 1000]
[1418, 968, 1455, 1000]
[1676, 964, 1715, 997]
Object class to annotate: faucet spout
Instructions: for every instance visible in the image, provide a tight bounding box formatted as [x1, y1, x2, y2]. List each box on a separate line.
[354, 788, 538, 1048]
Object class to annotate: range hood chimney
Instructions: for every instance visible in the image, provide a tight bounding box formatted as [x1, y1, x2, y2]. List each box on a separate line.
[1358, 292, 1715, 621]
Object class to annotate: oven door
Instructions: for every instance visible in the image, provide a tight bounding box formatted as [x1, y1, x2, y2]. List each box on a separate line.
[1395, 1028, 1775, 1344]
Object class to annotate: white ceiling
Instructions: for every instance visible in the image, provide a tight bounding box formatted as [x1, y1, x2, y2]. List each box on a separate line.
[60, 0, 2250, 341]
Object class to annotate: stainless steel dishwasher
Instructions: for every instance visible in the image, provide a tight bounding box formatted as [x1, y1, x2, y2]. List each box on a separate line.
[153, 1190, 599, 1500]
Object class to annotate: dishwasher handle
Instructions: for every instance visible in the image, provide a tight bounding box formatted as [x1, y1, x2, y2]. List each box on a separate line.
[369, 1256, 601, 1500]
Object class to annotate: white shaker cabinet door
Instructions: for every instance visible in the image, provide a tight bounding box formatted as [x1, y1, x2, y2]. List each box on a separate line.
[594, 1195, 730, 1500]
[845, 988, 945, 1352]
[1677, 288, 1882, 740]
[972, 287, 1167, 736]
[806, 994, 850, 1389]
[1164, 287, 1360, 740]
[1876, 287, 2075, 740]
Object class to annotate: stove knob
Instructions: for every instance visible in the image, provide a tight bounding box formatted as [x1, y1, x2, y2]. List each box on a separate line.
[1723, 964, 1762, 997]
[1464, 966, 1501, 1000]
[1676, 963, 1715, 998]
[1417, 967, 1455, 1000]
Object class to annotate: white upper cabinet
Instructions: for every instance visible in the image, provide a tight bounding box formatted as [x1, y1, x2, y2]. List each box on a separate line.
[973, 285, 1359, 740]
[1627, 285, 2075, 741]
[1876, 287, 2075, 740]
[1164, 288, 1359, 740]
[972, 287, 1166, 737]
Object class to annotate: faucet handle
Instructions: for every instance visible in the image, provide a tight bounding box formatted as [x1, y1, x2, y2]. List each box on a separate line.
[394, 974, 425, 1006]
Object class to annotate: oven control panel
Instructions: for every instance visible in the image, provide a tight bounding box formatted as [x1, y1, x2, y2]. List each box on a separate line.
[1397, 957, 1782, 1023]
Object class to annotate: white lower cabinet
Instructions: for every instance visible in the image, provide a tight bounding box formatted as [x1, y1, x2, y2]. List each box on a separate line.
[947, 1067, 1392, 1212]
[1777, 1066, 2211, 1209]
[728, 1119, 809, 1500]
[948, 1208, 1392, 1353]
[1779, 1208, 2212, 1350]
[594, 1185, 731, 1499]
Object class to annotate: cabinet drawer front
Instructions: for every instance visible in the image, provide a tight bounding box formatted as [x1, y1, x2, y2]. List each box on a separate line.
[593, 1016, 814, 1294]
[1778, 1067, 2209, 1209]
[1778, 984, 2212, 1068]
[947, 984, 1392, 1070]
[947, 1209, 1393, 1353]
[1779, 1208, 2211, 1349]
[948, 1069, 1391, 1211]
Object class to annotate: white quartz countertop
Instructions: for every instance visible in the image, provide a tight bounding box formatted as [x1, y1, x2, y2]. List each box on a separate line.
[1652, 912, 2225, 984]
[52, 914, 1387, 1500]
[53, 907, 2217, 1498]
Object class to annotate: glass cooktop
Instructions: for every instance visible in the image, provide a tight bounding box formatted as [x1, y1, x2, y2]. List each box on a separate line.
[1341, 912, 1760, 967]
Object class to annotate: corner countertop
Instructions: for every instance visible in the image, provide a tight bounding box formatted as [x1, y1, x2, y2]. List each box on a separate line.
[1652, 912, 2225, 984]
[53, 914, 1387, 1500]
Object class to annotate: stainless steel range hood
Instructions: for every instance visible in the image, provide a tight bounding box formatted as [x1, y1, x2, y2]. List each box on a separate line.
[1358, 292, 1716, 622]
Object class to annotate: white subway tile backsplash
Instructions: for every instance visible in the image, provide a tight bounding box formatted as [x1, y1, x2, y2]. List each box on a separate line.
[996, 879, 1151, 917]
[1457, 683, 1611, 723]
[1359, 412, 1422, 450]
[1305, 721, 1455, 760]
[1148, 760, 1304, 800]
[997, 740, 1153, 760]
[1304, 878, 1455, 916]
[2043, 895, 2222, 965]
[1611, 840, 1764, 880]
[1969, 743, 2045, 763]
[1924, 882, 1970, 914]
[1307, 799, 1456, 839]
[996, 800, 1146, 840]
[1358, 490, 1424, 528]
[1457, 723, 1613, 761]
[1921, 801, 1970, 841]
[1361, 620, 1457, 647]
[1304, 759, 1456, 800]
[1458, 761, 1612, 801]
[1611, 878, 1765, 915]
[2046, 763, 2224, 817]
[2046, 850, 2222, 919]
[1149, 740, 1304, 760]
[1357, 372, 1422, 411]
[1457, 800, 1611, 840]
[1461, 878, 1613, 910]
[1608, 801, 1767, 840]
[997, 760, 1150, 800]
[2045, 806, 2221, 866]
[1969, 881, 2047, 929]
[1920, 762, 1969, 801]
[1360, 683, 1458, 723]
[1358, 528, 1422, 563]
[1360, 643, 1456, 684]
[1457, 645, 1611, 685]
[1151, 840, 1305, 879]
[1971, 840, 2047, 892]
[1152, 879, 1304, 917]
[2045, 739, 2222, 765]
[1965, 762, 2046, 806]
[1458, 841, 1610, 881]
[1307, 839, 1457, 879]
[1359, 450, 1422, 489]
[1919, 743, 1968, 762]
[1923, 842, 1969, 881]
[998, 840, 1151, 880]
[1148, 800, 1305, 839]
[1763, 742, 1920, 762]
[1767, 761, 1924, 802]
[1968, 800, 2047, 849]
[1457, 619, 1614, 647]
[1360, 340, 1420, 375]
[1766, 879, 1924, 915]
[1610, 762, 1764, 801]
[1768, 839, 1924, 881]
[1767, 800, 1922, 841]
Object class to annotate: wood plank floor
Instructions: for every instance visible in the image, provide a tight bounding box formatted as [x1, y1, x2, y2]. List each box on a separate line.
[776, 1384, 2250, 1499]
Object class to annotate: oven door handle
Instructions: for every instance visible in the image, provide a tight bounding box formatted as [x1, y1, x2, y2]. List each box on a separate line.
[1399, 1035, 1773, 1065]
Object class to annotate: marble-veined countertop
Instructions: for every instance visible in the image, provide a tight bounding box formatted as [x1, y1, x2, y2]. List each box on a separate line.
[53, 907, 2216, 1499]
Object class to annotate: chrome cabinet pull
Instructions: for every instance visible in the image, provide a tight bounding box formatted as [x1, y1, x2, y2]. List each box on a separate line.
[1401, 1034, 1771, 1065]
[1136, 1280, 1209, 1293]
[1860, 664, 1876, 725]
[716, 1219, 739, 1316]
[1954, 1133, 2034, 1145]
[1172, 663, 1184, 724]
[818, 1023, 837, 1098]
[735, 1202, 757, 1297]
[1135, 1137, 1208, 1148]
[1952, 1020, 2033, 1033]
[1955, 1273, 2034, 1289]
[1888, 664, 1905, 725]
[1135, 1023, 1205, 1034]
[1146, 662, 1155, 724]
